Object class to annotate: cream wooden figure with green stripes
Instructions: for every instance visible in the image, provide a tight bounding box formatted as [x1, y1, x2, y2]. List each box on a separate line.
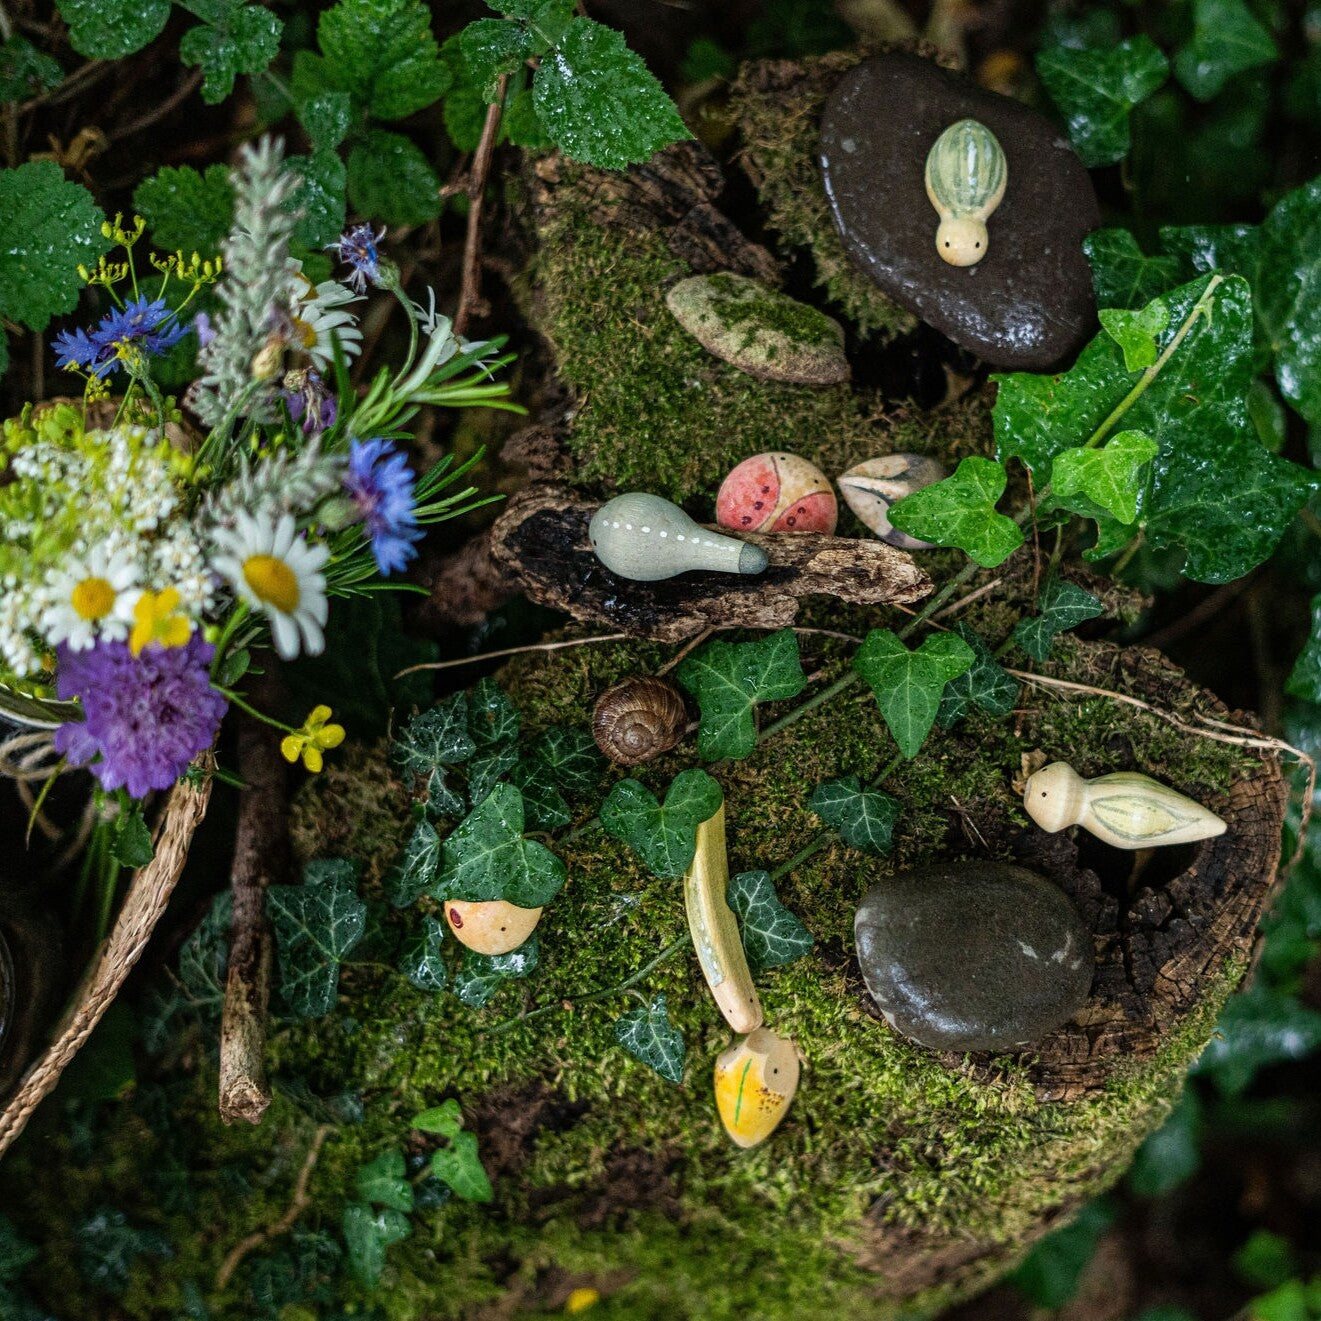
[924, 119, 1007, 267]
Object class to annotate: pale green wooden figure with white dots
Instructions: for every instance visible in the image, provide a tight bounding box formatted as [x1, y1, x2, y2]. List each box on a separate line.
[924, 118, 1007, 267]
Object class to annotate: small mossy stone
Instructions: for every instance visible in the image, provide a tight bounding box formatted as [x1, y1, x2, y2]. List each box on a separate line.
[854, 861, 1094, 1053]
[819, 53, 1100, 370]
[665, 273, 851, 386]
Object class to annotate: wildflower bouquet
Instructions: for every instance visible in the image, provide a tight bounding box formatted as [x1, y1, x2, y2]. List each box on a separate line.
[0, 138, 518, 844]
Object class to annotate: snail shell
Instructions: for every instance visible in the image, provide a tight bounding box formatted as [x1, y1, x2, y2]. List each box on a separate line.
[716, 452, 838, 535]
[713, 1026, 800, 1148]
[1023, 761, 1227, 849]
[924, 119, 1007, 267]
[444, 899, 543, 955]
[837, 454, 947, 549]
[592, 677, 688, 765]
[589, 492, 768, 582]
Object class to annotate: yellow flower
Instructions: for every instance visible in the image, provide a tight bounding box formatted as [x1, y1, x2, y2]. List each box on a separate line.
[565, 1289, 600, 1314]
[281, 704, 345, 773]
[129, 587, 191, 656]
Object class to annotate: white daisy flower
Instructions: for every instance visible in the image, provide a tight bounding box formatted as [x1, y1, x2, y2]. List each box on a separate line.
[290, 267, 363, 372]
[42, 545, 141, 651]
[210, 511, 330, 660]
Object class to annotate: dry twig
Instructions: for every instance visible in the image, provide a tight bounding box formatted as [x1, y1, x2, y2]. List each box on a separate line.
[454, 74, 508, 337]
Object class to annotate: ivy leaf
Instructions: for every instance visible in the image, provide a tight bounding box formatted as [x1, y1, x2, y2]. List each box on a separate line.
[466, 745, 519, 807]
[808, 776, 901, 854]
[1159, 223, 1260, 282]
[532, 17, 691, 170]
[452, 934, 539, 1008]
[510, 726, 604, 830]
[1191, 984, 1321, 1095]
[133, 164, 234, 256]
[347, 129, 441, 227]
[55, 0, 171, 60]
[887, 456, 1024, 569]
[1052, 430, 1159, 525]
[995, 274, 1316, 583]
[460, 18, 532, 98]
[412, 1099, 462, 1137]
[467, 678, 520, 749]
[383, 819, 439, 907]
[390, 694, 475, 819]
[356, 1150, 414, 1214]
[267, 863, 367, 1017]
[600, 769, 723, 878]
[1128, 1090, 1202, 1198]
[177, 893, 231, 1016]
[431, 1132, 494, 1202]
[178, 3, 283, 105]
[397, 914, 448, 991]
[613, 994, 686, 1083]
[726, 871, 813, 969]
[432, 783, 565, 908]
[1099, 302, 1170, 372]
[854, 629, 976, 759]
[1083, 230, 1184, 311]
[676, 629, 806, 760]
[0, 163, 110, 332]
[342, 1203, 410, 1290]
[1035, 36, 1168, 168]
[936, 623, 1020, 728]
[0, 36, 63, 102]
[1012, 579, 1104, 662]
[508, 761, 570, 831]
[1174, 0, 1277, 102]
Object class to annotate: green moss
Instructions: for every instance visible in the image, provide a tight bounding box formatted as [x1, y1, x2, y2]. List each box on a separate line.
[698, 272, 843, 349]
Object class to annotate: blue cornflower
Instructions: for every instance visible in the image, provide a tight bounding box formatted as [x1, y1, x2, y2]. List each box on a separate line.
[343, 437, 423, 575]
[52, 295, 188, 378]
[328, 223, 386, 294]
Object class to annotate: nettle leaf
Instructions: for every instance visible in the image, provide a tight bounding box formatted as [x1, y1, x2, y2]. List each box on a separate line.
[809, 776, 902, 854]
[936, 623, 1019, 728]
[133, 164, 234, 255]
[0, 163, 110, 332]
[1084, 230, 1183, 311]
[532, 17, 691, 170]
[1035, 36, 1168, 168]
[431, 1131, 494, 1202]
[1099, 302, 1170, 372]
[297, 90, 352, 152]
[677, 629, 806, 760]
[356, 1150, 414, 1214]
[384, 819, 439, 907]
[432, 782, 565, 908]
[268, 863, 367, 1017]
[600, 768, 723, 878]
[397, 914, 448, 991]
[726, 871, 813, 969]
[347, 129, 441, 227]
[390, 694, 475, 819]
[0, 36, 63, 102]
[1174, 0, 1277, 102]
[854, 629, 975, 759]
[178, 3, 283, 105]
[453, 934, 539, 1008]
[887, 456, 1024, 569]
[613, 994, 686, 1083]
[288, 149, 347, 252]
[342, 1203, 410, 1290]
[1012, 579, 1104, 662]
[467, 678, 520, 749]
[995, 275, 1317, 583]
[55, 0, 171, 60]
[460, 18, 532, 98]
[1052, 430, 1159, 525]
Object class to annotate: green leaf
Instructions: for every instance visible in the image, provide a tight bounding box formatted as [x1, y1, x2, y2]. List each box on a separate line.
[503, 82, 552, 149]
[853, 630, 976, 759]
[342, 1202, 410, 1289]
[268, 863, 367, 1017]
[0, 162, 110, 332]
[317, 0, 451, 119]
[460, 18, 532, 98]
[532, 17, 691, 170]
[1128, 1089, 1201, 1198]
[1083, 230, 1183, 311]
[613, 994, 686, 1083]
[390, 695, 475, 819]
[347, 130, 441, 227]
[467, 677, 520, 749]
[0, 37, 63, 103]
[452, 934, 539, 1008]
[994, 275, 1317, 583]
[177, 892, 231, 1016]
[1159, 222, 1260, 281]
[55, 0, 170, 59]
[887, 456, 1024, 569]
[600, 769, 723, 878]
[356, 1150, 414, 1213]
[1035, 36, 1168, 168]
[467, 745, 519, 807]
[1008, 1200, 1116, 1308]
[179, 3, 282, 105]
[1099, 301, 1170, 372]
[287, 149, 348, 255]
[510, 726, 603, 830]
[433, 783, 565, 908]
[110, 810, 154, 869]
[439, 36, 488, 151]
[1052, 430, 1159, 525]
[726, 871, 813, 970]
[936, 623, 1020, 728]
[431, 1131, 493, 1202]
[412, 1099, 462, 1137]
[297, 90, 352, 152]
[383, 820, 439, 907]
[1233, 1230, 1298, 1291]
[508, 761, 570, 831]
[1012, 579, 1104, 662]
[808, 776, 902, 854]
[1174, 0, 1277, 101]
[676, 629, 806, 760]
[397, 914, 448, 991]
[1247, 1280, 1315, 1321]
[1192, 984, 1321, 1095]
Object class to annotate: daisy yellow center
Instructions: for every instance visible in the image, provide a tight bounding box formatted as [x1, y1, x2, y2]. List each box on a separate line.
[243, 554, 300, 614]
[71, 576, 116, 621]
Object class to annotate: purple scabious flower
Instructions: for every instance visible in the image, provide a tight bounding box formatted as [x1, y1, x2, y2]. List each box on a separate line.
[327, 223, 385, 294]
[280, 369, 337, 437]
[343, 437, 423, 575]
[53, 635, 228, 799]
[52, 295, 189, 377]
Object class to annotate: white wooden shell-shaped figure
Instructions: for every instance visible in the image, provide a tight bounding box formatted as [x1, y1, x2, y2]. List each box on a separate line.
[589, 493, 769, 582]
[924, 119, 1007, 267]
[713, 1027, 800, 1149]
[1023, 761, 1227, 850]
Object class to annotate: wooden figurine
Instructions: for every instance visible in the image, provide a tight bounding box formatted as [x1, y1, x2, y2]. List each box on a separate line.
[444, 899, 543, 955]
[1023, 761, 1226, 849]
[925, 119, 1007, 267]
[589, 493, 769, 581]
[837, 454, 947, 549]
[714, 1027, 800, 1148]
[716, 452, 838, 535]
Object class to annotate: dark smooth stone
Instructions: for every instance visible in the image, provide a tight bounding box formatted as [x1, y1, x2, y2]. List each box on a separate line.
[854, 861, 1093, 1053]
[819, 53, 1100, 370]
